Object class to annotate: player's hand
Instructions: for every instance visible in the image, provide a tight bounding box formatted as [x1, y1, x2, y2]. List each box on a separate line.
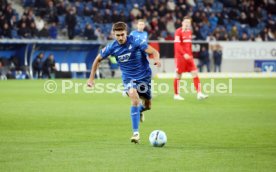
[87, 79, 95, 88]
[154, 60, 161, 68]
[184, 54, 191, 59]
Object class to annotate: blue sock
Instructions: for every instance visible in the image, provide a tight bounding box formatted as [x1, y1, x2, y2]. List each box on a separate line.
[130, 106, 140, 133]
[138, 104, 145, 112]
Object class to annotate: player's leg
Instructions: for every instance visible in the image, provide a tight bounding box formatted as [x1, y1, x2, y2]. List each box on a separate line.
[137, 78, 152, 122]
[139, 98, 151, 122]
[128, 87, 140, 143]
[174, 72, 184, 100]
[191, 70, 208, 100]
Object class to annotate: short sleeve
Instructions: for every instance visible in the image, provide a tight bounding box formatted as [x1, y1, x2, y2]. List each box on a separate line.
[100, 44, 112, 59]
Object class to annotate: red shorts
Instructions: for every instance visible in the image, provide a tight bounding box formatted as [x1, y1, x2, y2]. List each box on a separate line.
[175, 57, 197, 74]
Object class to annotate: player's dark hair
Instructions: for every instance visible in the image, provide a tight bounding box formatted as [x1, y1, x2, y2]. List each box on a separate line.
[112, 22, 128, 32]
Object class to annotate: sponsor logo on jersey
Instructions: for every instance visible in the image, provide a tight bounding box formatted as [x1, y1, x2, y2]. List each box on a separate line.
[118, 53, 131, 62]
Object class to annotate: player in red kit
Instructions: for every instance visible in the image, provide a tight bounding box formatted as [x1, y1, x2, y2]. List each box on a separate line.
[174, 16, 208, 100]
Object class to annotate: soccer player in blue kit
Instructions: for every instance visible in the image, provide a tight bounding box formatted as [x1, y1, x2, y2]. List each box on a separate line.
[87, 22, 161, 144]
[130, 19, 148, 42]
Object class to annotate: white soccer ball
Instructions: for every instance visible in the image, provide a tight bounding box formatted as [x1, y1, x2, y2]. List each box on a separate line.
[149, 130, 167, 147]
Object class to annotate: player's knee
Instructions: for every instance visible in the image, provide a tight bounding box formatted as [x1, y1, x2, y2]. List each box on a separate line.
[131, 99, 140, 106]
[128, 90, 139, 106]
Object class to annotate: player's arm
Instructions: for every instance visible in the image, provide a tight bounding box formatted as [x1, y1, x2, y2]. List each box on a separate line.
[87, 54, 103, 87]
[145, 45, 161, 67]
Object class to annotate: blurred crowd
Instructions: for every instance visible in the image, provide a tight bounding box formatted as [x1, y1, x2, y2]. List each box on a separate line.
[0, 0, 275, 41]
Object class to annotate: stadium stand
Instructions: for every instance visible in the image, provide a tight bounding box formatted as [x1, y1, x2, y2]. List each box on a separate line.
[0, 0, 275, 41]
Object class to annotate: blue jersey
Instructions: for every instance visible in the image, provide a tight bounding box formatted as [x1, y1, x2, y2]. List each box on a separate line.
[130, 30, 148, 42]
[100, 35, 151, 81]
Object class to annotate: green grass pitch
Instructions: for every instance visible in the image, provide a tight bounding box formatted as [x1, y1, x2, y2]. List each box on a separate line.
[0, 78, 276, 171]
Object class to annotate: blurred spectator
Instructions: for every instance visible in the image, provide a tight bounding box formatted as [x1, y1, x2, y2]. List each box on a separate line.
[4, 3, 14, 21]
[267, 13, 276, 30]
[46, 1, 57, 16]
[166, 14, 176, 35]
[48, 12, 59, 24]
[112, 10, 120, 22]
[0, 59, 7, 80]
[38, 24, 49, 38]
[119, 11, 129, 23]
[65, 8, 76, 40]
[95, 28, 106, 42]
[260, 27, 269, 41]
[267, 28, 275, 41]
[204, 4, 213, 16]
[167, 0, 176, 11]
[1, 22, 11, 38]
[106, 1, 112, 10]
[83, 7, 92, 16]
[9, 56, 20, 72]
[56, 1, 67, 16]
[103, 9, 112, 23]
[229, 26, 239, 39]
[192, 11, 201, 24]
[43, 54, 56, 79]
[18, 22, 31, 38]
[239, 12, 248, 27]
[17, 15, 28, 29]
[213, 44, 223, 72]
[9, 15, 17, 29]
[198, 46, 210, 72]
[158, 4, 167, 18]
[49, 22, 58, 39]
[84, 24, 97, 40]
[29, 22, 38, 38]
[94, 0, 104, 9]
[26, 9, 35, 26]
[35, 16, 45, 31]
[32, 52, 44, 79]
[255, 34, 263, 42]
[206, 33, 216, 42]
[130, 4, 141, 20]
[249, 34, 255, 41]
[248, 12, 258, 27]
[92, 8, 103, 23]
[193, 24, 202, 40]
[240, 32, 248, 41]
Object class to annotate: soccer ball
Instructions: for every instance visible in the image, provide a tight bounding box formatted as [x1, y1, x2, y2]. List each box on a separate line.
[149, 130, 167, 147]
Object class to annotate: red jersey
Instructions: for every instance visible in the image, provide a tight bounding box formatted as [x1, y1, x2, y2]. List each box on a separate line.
[174, 28, 197, 73]
[174, 28, 193, 58]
